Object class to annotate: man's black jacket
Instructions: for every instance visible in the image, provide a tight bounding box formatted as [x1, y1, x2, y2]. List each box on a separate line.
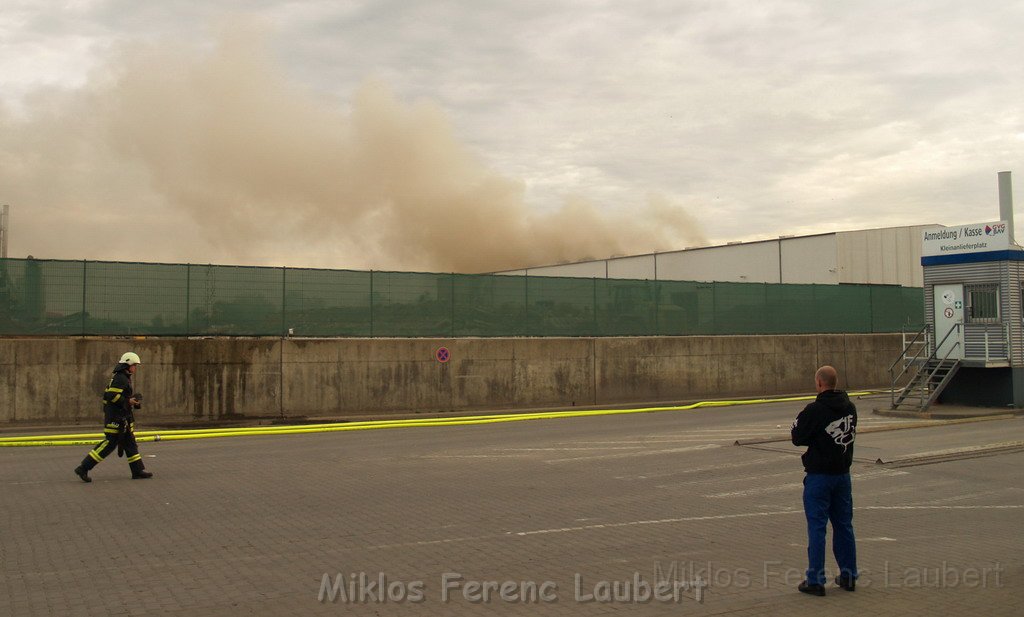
[791, 390, 857, 474]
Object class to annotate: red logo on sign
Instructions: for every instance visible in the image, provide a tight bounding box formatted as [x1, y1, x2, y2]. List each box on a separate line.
[436, 347, 451, 363]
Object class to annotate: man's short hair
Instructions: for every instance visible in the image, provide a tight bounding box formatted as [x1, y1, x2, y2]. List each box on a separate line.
[816, 365, 838, 389]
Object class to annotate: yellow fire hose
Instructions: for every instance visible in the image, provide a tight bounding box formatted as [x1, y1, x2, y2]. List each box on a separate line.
[0, 392, 871, 447]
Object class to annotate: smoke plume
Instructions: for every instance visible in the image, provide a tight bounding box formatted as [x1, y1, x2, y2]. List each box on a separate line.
[0, 28, 706, 273]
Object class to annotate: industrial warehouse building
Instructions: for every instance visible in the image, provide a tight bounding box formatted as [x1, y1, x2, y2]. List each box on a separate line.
[494, 224, 942, 288]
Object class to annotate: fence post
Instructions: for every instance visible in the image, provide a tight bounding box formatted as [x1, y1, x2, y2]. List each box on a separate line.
[81, 260, 87, 335]
[185, 264, 191, 335]
[369, 270, 374, 337]
[524, 274, 529, 336]
[712, 282, 718, 334]
[281, 266, 287, 337]
[654, 280, 660, 335]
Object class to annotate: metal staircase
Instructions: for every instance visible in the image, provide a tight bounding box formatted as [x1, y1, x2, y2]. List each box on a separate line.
[891, 357, 961, 411]
[889, 325, 962, 412]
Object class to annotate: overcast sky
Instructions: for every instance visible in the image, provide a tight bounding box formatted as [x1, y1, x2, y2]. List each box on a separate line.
[1, 1, 1022, 272]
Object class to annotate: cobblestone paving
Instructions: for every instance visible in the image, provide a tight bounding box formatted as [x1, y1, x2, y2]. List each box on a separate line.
[1, 399, 1021, 615]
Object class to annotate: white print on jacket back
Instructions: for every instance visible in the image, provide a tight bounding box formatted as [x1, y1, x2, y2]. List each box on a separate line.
[825, 415, 856, 452]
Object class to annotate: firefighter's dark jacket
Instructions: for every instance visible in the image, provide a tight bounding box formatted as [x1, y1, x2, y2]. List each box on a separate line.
[102, 364, 135, 416]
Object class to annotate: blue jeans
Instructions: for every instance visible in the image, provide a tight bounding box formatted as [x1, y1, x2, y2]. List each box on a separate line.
[803, 473, 857, 585]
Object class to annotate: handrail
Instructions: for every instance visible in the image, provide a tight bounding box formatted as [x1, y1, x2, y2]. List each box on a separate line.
[889, 325, 935, 392]
[888, 325, 929, 374]
[890, 320, 1012, 411]
[889, 323, 960, 410]
[933, 322, 962, 359]
[889, 325, 931, 409]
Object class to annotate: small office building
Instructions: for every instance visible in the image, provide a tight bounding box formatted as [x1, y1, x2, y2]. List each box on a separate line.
[916, 220, 1024, 407]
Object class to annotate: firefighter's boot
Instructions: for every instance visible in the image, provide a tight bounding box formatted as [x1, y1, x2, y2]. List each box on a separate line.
[75, 456, 96, 483]
[74, 465, 92, 483]
[129, 460, 153, 479]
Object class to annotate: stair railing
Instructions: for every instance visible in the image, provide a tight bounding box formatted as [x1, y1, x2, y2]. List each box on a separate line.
[889, 325, 930, 409]
[890, 323, 962, 410]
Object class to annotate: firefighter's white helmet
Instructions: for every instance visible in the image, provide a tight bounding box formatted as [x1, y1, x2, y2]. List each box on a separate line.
[119, 352, 142, 366]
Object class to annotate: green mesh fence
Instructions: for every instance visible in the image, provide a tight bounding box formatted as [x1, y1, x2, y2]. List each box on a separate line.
[285, 268, 371, 336]
[0, 258, 924, 337]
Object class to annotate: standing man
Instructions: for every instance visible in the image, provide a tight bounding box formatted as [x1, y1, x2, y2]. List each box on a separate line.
[74, 352, 153, 482]
[791, 365, 857, 596]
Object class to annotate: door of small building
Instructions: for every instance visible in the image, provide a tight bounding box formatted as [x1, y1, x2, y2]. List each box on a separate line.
[933, 283, 964, 359]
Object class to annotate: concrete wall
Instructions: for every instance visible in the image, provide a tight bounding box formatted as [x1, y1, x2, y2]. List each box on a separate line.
[0, 334, 903, 425]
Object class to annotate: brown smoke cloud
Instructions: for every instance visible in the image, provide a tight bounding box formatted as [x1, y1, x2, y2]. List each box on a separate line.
[1, 27, 706, 273]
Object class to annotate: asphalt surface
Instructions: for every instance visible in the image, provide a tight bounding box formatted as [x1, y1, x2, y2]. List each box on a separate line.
[1, 396, 1022, 616]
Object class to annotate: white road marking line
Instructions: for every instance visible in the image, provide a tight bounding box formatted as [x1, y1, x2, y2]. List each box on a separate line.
[365, 535, 495, 550]
[657, 469, 797, 488]
[902, 489, 1015, 506]
[418, 454, 528, 459]
[496, 447, 642, 452]
[899, 442, 1024, 459]
[861, 505, 1024, 511]
[550, 441, 677, 445]
[544, 443, 720, 463]
[512, 510, 805, 536]
[652, 428, 791, 432]
[568, 433, 786, 442]
[511, 505, 1024, 537]
[706, 469, 909, 498]
[613, 457, 779, 480]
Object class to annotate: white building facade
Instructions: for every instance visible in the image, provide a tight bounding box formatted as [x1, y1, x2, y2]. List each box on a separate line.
[494, 224, 942, 288]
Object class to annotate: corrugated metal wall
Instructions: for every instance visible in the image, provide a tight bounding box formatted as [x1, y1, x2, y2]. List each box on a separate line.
[495, 225, 939, 288]
[1009, 261, 1023, 366]
[837, 225, 939, 287]
[923, 260, 1022, 366]
[655, 241, 786, 283]
[779, 235, 838, 284]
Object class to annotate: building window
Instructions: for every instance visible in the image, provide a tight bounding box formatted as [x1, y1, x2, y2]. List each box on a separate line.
[965, 284, 999, 323]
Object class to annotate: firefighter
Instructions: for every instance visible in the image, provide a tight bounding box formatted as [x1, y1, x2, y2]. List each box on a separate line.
[74, 352, 153, 482]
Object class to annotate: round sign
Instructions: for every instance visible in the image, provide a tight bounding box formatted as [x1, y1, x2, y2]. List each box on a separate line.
[435, 347, 451, 363]
[943, 307, 954, 319]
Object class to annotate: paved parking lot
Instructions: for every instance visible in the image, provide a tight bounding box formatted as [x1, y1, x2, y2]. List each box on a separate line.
[1, 397, 1022, 615]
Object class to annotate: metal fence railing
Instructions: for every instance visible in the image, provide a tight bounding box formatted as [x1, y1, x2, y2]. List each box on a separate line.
[0, 258, 924, 337]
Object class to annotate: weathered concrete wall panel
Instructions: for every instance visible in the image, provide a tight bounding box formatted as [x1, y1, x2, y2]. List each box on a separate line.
[0, 334, 901, 425]
[0, 340, 17, 422]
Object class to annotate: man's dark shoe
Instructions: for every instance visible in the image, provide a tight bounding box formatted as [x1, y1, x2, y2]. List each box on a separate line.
[798, 581, 826, 596]
[131, 470, 153, 479]
[835, 574, 856, 591]
[74, 466, 92, 483]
